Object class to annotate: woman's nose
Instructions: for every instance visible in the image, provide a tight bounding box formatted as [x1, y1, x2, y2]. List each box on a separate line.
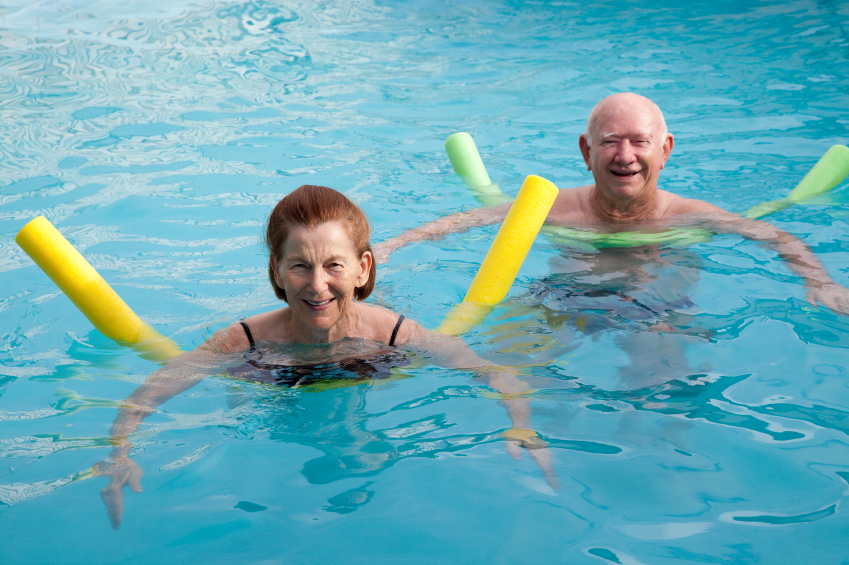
[307, 270, 329, 293]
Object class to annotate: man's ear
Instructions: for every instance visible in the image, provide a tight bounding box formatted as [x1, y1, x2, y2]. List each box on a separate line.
[579, 134, 592, 171]
[659, 133, 675, 170]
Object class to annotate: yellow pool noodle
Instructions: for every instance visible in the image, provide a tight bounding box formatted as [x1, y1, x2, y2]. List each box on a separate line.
[15, 216, 182, 362]
[436, 175, 559, 335]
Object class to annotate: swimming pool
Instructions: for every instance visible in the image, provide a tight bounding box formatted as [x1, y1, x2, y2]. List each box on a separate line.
[2, 0, 849, 562]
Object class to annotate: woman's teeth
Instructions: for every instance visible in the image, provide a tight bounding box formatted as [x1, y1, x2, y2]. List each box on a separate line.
[306, 299, 332, 306]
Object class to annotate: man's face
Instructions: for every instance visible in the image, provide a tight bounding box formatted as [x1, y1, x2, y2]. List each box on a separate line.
[579, 100, 673, 203]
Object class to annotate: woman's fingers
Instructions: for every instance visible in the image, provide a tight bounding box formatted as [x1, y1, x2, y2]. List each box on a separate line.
[528, 448, 562, 491]
[503, 428, 562, 489]
[99, 460, 144, 529]
[504, 438, 523, 460]
[100, 484, 125, 530]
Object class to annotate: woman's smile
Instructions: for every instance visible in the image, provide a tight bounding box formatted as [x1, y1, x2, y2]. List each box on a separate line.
[303, 297, 335, 310]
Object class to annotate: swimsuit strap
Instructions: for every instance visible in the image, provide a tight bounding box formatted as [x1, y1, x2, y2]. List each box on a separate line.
[388, 315, 405, 347]
[239, 320, 256, 352]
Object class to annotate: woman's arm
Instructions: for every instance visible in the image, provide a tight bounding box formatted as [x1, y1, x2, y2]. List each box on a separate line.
[99, 324, 247, 529]
[397, 321, 561, 489]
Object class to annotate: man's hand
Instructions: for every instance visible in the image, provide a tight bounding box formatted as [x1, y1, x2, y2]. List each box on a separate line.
[806, 281, 849, 316]
[371, 240, 393, 265]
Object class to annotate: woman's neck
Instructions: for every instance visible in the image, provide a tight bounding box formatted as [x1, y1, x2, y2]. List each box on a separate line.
[284, 304, 361, 344]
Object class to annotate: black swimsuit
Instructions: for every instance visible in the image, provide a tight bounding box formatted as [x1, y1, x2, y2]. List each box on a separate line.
[228, 316, 410, 386]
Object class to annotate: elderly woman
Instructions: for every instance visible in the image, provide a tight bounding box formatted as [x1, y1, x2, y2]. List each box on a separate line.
[99, 185, 557, 529]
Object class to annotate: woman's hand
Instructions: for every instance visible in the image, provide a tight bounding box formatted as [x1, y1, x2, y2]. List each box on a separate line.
[98, 456, 144, 529]
[503, 427, 562, 490]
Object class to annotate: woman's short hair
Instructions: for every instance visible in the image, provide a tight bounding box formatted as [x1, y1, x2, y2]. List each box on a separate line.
[266, 185, 376, 302]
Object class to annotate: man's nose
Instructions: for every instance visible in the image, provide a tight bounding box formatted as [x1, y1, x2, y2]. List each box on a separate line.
[614, 140, 636, 163]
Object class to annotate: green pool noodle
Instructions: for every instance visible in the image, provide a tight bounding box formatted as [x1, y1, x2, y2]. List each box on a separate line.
[745, 145, 849, 219]
[541, 225, 715, 250]
[445, 132, 491, 186]
[445, 132, 512, 207]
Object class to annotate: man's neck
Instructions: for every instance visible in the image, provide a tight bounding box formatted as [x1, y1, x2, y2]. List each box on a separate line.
[588, 184, 664, 223]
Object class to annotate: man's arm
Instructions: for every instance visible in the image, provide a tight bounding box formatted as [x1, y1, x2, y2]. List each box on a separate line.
[373, 202, 511, 264]
[707, 211, 849, 315]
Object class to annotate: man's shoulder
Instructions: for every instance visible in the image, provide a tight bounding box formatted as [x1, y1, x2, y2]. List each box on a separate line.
[661, 192, 726, 217]
[549, 184, 593, 222]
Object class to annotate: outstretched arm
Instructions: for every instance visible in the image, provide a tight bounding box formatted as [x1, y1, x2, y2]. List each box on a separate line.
[98, 325, 245, 528]
[709, 211, 849, 315]
[373, 202, 510, 264]
[399, 322, 561, 489]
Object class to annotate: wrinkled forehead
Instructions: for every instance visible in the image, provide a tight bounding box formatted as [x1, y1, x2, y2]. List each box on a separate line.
[281, 221, 358, 258]
[589, 98, 665, 142]
[594, 107, 660, 139]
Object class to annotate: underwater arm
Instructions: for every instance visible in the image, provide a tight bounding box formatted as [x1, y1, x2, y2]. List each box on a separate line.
[99, 325, 245, 528]
[402, 324, 560, 489]
[99, 348, 216, 528]
[372, 202, 510, 264]
[711, 213, 849, 315]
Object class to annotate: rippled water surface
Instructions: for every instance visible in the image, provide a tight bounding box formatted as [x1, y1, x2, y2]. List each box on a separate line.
[2, 0, 849, 563]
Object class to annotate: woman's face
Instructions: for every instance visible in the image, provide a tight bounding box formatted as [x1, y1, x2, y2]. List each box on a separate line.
[273, 221, 371, 336]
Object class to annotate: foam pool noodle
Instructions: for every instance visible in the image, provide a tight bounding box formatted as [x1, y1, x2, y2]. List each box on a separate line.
[445, 132, 512, 207]
[437, 175, 559, 335]
[745, 145, 849, 219]
[15, 216, 182, 363]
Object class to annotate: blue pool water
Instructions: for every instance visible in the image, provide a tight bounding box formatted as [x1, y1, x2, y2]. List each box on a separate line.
[2, 0, 849, 563]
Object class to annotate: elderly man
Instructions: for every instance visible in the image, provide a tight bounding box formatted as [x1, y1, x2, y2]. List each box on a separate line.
[378, 92, 849, 317]
[376, 93, 849, 385]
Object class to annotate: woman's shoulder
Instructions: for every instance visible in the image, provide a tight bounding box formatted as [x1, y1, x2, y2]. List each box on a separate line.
[203, 309, 290, 354]
[354, 303, 429, 345]
[202, 321, 252, 354]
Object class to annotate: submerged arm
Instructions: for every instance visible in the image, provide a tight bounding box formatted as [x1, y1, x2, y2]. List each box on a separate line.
[106, 347, 218, 455]
[99, 325, 245, 528]
[710, 212, 849, 315]
[400, 323, 560, 489]
[373, 203, 510, 264]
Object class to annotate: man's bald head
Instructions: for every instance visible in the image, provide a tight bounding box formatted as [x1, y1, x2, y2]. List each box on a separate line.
[584, 93, 668, 147]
